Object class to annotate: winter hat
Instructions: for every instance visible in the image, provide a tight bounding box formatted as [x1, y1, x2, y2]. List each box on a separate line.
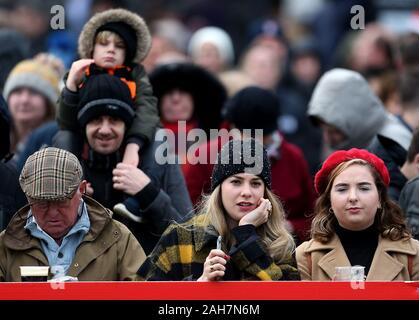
[3, 58, 60, 110]
[224, 86, 280, 135]
[247, 18, 287, 46]
[188, 26, 235, 67]
[78, 8, 151, 64]
[314, 148, 390, 194]
[97, 21, 137, 64]
[77, 73, 135, 129]
[211, 139, 271, 191]
[20, 147, 83, 201]
[291, 37, 320, 59]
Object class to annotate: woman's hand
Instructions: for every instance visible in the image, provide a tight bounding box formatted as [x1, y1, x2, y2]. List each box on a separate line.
[197, 249, 230, 282]
[238, 198, 272, 227]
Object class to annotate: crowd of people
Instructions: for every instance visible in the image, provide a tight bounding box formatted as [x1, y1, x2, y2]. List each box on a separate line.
[0, 4, 419, 282]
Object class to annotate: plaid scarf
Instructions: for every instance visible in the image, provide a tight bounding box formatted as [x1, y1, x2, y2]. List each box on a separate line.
[138, 214, 300, 281]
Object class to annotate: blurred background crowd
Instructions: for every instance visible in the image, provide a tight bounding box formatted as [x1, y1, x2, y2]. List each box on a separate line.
[1, 0, 419, 170]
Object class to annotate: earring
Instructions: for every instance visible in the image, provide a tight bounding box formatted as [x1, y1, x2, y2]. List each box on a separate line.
[329, 207, 334, 214]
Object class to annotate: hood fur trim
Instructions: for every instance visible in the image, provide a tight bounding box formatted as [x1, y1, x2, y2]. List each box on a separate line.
[78, 8, 151, 63]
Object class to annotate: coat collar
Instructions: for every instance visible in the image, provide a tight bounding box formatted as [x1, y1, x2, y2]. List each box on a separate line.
[303, 234, 417, 280]
[304, 235, 350, 280]
[367, 236, 416, 280]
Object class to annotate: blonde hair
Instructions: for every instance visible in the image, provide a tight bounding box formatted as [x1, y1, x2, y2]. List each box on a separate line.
[197, 186, 295, 264]
[95, 31, 125, 48]
[218, 70, 256, 97]
[311, 159, 411, 243]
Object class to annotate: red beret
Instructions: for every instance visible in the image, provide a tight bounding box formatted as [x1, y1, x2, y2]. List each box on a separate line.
[314, 148, 390, 194]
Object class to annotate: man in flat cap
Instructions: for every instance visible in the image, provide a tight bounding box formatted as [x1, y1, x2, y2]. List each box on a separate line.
[0, 147, 146, 282]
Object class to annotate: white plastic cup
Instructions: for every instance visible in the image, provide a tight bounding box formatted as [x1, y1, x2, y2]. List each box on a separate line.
[333, 266, 365, 281]
[350, 265, 365, 281]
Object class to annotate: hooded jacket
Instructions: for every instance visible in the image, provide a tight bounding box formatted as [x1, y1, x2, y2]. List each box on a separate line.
[308, 68, 411, 150]
[308, 69, 412, 201]
[78, 8, 151, 64]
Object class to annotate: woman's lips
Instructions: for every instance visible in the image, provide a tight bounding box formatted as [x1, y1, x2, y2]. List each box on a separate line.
[237, 202, 256, 212]
[347, 207, 361, 214]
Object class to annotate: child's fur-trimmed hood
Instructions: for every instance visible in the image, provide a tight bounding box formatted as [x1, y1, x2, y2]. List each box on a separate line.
[78, 8, 151, 64]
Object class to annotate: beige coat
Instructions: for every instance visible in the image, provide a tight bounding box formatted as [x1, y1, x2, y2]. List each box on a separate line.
[0, 196, 146, 281]
[296, 234, 419, 281]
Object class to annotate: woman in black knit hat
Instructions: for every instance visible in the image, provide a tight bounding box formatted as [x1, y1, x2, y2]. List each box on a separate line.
[138, 139, 299, 281]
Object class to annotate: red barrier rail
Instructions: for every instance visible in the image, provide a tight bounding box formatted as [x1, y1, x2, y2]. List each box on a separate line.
[0, 282, 418, 300]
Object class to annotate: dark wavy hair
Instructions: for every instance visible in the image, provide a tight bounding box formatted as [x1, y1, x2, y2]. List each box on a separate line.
[311, 159, 411, 243]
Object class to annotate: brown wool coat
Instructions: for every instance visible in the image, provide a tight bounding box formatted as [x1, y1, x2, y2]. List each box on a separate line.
[296, 234, 419, 281]
[0, 196, 146, 281]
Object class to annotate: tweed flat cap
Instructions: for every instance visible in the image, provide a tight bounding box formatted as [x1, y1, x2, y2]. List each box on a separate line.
[19, 147, 83, 201]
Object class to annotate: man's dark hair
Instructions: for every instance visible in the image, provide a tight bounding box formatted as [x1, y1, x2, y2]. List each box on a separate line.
[399, 70, 419, 109]
[398, 32, 419, 67]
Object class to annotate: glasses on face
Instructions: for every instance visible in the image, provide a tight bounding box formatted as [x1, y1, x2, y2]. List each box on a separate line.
[29, 199, 71, 212]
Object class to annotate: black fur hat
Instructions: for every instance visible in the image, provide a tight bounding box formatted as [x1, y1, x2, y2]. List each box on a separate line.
[150, 62, 227, 135]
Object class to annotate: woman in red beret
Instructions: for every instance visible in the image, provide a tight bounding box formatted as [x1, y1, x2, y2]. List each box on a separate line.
[296, 148, 419, 281]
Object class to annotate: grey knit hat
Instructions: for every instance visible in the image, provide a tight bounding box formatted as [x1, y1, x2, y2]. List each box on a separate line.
[19, 147, 83, 201]
[211, 139, 271, 191]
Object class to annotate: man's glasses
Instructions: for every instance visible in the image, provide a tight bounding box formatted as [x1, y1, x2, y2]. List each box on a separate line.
[29, 199, 71, 212]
